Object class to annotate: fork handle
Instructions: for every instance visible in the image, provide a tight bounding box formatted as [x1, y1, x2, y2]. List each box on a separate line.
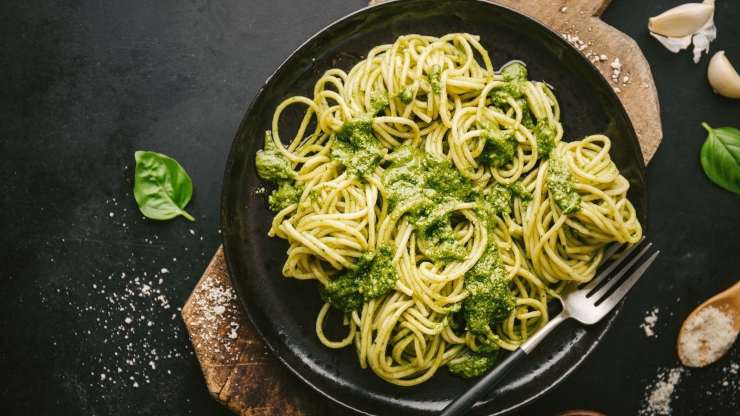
[439, 348, 527, 416]
[439, 312, 569, 416]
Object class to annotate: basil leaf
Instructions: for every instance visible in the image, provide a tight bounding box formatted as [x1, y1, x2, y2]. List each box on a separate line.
[133, 151, 195, 221]
[700, 123, 740, 195]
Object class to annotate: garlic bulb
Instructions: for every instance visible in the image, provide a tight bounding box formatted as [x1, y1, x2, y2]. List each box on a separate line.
[707, 51, 740, 99]
[648, 0, 717, 64]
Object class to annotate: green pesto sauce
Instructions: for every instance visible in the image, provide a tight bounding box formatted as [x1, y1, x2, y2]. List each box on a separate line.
[547, 155, 581, 214]
[463, 244, 515, 337]
[520, 101, 536, 129]
[482, 183, 512, 216]
[427, 64, 442, 94]
[533, 122, 556, 157]
[447, 349, 499, 378]
[509, 182, 533, 202]
[255, 131, 295, 182]
[332, 117, 384, 178]
[369, 92, 389, 114]
[414, 203, 468, 262]
[489, 80, 526, 107]
[476, 182, 532, 222]
[320, 246, 397, 313]
[382, 146, 472, 211]
[383, 146, 531, 259]
[382, 147, 475, 261]
[500, 61, 528, 82]
[396, 87, 414, 104]
[479, 128, 517, 168]
[268, 182, 303, 211]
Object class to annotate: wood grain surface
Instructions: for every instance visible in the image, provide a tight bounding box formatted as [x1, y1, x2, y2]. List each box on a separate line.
[181, 1, 663, 415]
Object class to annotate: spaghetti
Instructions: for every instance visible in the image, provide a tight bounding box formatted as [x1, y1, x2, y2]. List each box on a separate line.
[254, 33, 642, 386]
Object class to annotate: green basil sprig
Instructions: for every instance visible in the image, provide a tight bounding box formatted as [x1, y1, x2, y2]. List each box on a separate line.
[700, 123, 740, 195]
[133, 151, 195, 221]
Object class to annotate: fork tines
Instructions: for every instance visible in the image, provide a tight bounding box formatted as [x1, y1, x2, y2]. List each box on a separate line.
[584, 238, 660, 307]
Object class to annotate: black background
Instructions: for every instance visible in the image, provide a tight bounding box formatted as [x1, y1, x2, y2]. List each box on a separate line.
[1, 0, 738, 415]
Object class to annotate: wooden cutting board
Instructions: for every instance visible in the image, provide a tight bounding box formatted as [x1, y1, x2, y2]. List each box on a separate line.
[180, 1, 663, 415]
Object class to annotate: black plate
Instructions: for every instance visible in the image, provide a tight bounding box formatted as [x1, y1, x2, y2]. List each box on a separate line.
[221, 0, 647, 414]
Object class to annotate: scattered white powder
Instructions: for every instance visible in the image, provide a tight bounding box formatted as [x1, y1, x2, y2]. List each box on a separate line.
[186, 274, 243, 363]
[46, 253, 195, 390]
[703, 361, 740, 411]
[678, 306, 737, 367]
[640, 367, 685, 416]
[641, 307, 660, 338]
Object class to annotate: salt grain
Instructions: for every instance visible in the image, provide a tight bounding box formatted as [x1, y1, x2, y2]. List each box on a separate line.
[641, 307, 659, 338]
[678, 306, 737, 367]
[61, 258, 194, 392]
[186, 274, 241, 363]
[640, 367, 684, 416]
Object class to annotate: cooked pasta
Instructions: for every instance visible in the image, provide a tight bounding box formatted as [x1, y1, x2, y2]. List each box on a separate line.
[254, 33, 642, 386]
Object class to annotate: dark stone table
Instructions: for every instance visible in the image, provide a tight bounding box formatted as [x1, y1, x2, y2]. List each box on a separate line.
[1, 0, 738, 415]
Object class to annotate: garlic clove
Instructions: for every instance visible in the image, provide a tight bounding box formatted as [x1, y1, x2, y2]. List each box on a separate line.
[707, 51, 740, 99]
[648, 3, 714, 38]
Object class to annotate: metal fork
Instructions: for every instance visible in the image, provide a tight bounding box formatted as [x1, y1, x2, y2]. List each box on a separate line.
[440, 238, 659, 416]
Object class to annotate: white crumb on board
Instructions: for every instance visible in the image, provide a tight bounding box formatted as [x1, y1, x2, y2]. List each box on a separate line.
[561, 32, 632, 93]
[186, 274, 242, 364]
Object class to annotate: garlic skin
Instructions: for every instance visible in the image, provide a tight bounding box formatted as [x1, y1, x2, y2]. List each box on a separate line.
[650, 33, 692, 53]
[690, 13, 717, 63]
[648, 3, 714, 37]
[707, 51, 740, 99]
[648, 0, 717, 64]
